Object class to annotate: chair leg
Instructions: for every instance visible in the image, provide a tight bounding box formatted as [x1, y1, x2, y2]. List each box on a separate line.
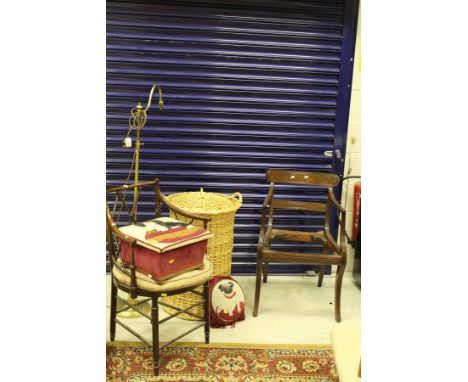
[334, 265, 345, 322]
[253, 255, 263, 317]
[262, 261, 269, 283]
[109, 279, 117, 341]
[203, 282, 210, 344]
[318, 246, 328, 287]
[151, 296, 160, 376]
[317, 265, 325, 287]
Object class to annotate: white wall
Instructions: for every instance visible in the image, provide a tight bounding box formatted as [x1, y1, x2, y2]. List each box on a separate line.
[341, 6, 361, 272]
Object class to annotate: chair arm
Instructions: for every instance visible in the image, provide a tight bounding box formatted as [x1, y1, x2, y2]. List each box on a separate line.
[106, 203, 138, 294]
[339, 212, 348, 257]
[324, 202, 348, 257]
[106, 180, 157, 194]
[324, 228, 340, 253]
[156, 188, 211, 224]
[328, 188, 346, 213]
[257, 184, 274, 253]
[257, 229, 266, 255]
[257, 210, 268, 254]
[324, 187, 348, 254]
[262, 183, 274, 209]
[261, 185, 275, 229]
[106, 205, 137, 245]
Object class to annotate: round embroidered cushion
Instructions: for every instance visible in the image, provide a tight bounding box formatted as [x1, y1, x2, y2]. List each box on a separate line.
[209, 276, 246, 327]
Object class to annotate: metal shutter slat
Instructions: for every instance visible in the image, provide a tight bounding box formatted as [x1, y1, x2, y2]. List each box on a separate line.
[107, 0, 358, 275]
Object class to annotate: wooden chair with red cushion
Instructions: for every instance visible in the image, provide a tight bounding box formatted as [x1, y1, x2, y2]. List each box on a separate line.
[253, 170, 347, 322]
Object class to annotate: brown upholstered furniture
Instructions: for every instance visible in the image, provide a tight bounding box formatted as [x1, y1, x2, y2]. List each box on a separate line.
[331, 321, 361, 382]
[253, 170, 347, 322]
[106, 179, 213, 375]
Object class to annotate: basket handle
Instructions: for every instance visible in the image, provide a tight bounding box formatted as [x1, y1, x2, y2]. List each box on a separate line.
[229, 192, 243, 206]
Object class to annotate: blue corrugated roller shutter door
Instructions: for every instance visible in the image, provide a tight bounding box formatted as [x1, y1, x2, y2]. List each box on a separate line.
[107, 0, 356, 274]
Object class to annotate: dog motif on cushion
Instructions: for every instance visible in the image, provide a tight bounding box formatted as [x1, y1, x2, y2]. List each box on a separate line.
[209, 276, 246, 327]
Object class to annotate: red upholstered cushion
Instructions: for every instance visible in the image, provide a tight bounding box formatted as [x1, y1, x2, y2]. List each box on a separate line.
[120, 240, 207, 282]
[118, 217, 212, 283]
[119, 217, 213, 253]
[209, 276, 246, 327]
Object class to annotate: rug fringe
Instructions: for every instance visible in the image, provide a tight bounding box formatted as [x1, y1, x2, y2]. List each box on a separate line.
[107, 340, 332, 349]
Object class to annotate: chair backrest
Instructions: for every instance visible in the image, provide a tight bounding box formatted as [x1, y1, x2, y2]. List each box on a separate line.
[262, 170, 345, 255]
[266, 170, 339, 214]
[106, 180, 162, 297]
[266, 169, 339, 187]
[106, 180, 159, 227]
[106, 179, 211, 259]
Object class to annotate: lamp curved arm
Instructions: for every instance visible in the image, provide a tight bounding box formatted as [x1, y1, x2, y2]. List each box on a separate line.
[128, 84, 164, 132]
[144, 84, 164, 113]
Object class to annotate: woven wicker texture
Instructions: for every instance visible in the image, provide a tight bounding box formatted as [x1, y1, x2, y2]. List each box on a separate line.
[113, 257, 213, 292]
[162, 189, 242, 320]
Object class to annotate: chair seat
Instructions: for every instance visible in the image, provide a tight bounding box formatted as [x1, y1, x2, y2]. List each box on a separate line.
[262, 249, 343, 265]
[113, 256, 213, 292]
[269, 229, 326, 245]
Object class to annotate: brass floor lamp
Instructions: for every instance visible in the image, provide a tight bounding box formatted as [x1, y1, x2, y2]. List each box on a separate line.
[115, 84, 164, 318]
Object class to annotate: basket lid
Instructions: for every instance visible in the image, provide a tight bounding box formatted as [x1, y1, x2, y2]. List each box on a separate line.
[166, 189, 242, 215]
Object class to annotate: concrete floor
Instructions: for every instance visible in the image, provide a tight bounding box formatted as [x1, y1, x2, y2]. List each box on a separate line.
[107, 269, 360, 345]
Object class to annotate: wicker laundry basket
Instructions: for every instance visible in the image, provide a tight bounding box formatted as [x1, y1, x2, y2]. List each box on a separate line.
[161, 189, 242, 320]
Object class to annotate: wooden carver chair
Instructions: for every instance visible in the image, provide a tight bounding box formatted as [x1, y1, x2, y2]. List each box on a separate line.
[253, 170, 347, 322]
[106, 179, 213, 375]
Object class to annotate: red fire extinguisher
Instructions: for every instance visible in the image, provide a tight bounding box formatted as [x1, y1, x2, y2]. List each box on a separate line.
[352, 181, 361, 241]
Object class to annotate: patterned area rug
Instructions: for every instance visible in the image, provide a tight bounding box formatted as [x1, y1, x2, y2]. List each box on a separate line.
[107, 341, 338, 382]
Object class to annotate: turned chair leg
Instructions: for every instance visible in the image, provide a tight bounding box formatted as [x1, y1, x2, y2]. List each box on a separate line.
[151, 296, 160, 376]
[253, 255, 263, 317]
[110, 279, 117, 341]
[262, 261, 269, 283]
[203, 282, 210, 344]
[334, 265, 345, 322]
